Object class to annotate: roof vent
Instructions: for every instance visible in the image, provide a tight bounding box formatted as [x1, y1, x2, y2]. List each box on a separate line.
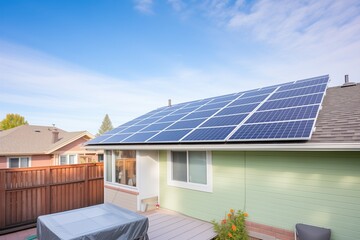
[168, 99, 172, 107]
[341, 74, 356, 88]
[35, 130, 41, 133]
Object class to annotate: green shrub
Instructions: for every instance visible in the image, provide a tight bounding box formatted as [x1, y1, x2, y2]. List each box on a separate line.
[212, 209, 249, 240]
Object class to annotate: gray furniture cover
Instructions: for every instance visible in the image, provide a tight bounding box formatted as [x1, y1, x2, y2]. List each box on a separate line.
[37, 203, 149, 240]
[295, 223, 331, 240]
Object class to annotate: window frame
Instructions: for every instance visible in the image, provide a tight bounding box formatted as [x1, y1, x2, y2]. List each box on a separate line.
[167, 150, 212, 192]
[7, 156, 31, 168]
[58, 154, 77, 165]
[104, 150, 138, 191]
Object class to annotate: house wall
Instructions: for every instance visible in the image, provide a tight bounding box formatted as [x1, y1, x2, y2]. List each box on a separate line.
[104, 185, 138, 211]
[30, 155, 54, 166]
[54, 137, 90, 153]
[0, 156, 7, 168]
[159, 150, 360, 240]
[53, 137, 98, 164]
[137, 150, 159, 211]
[0, 154, 54, 168]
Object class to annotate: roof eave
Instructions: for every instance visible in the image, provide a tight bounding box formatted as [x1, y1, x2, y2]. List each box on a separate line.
[85, 142, 360, 152]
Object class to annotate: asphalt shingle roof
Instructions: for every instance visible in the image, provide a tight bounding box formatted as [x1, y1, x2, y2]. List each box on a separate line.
[0, 125, 91, 155]
[310, 83, 360, 143]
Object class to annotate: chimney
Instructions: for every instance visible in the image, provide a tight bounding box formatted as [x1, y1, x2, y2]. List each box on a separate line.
[168, 99, 172, 107]
[341, 74, 356, 88]
[52, 130, 59, 143]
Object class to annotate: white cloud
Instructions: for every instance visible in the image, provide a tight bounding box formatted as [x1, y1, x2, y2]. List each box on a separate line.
[167, 0, 186, 12]
[0, 40, 260, 134]
[134, 0, 154, 14]
[196, 0, 360, 86]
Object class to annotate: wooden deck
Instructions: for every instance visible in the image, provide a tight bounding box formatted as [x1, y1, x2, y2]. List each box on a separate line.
[0, 209, 216, 240]
[144, 209, 216, 240]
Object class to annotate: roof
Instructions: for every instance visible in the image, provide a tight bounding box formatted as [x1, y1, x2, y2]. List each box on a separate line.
[310, 84, 360, 143]
[86, 81, 360, 151]
[0, 125, 94, 155]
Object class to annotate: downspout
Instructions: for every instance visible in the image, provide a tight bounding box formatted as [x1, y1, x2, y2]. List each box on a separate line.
[243, 151, 247, 212]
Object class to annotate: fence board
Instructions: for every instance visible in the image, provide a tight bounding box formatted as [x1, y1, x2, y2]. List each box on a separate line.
[0, 163, 103, 234]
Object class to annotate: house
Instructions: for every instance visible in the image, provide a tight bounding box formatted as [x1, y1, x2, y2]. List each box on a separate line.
[0, 125, 102, 168]
[86, 75, 360, 240]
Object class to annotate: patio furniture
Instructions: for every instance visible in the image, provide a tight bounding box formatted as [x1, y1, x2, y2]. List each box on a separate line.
[295, 223, 331, 240]
[37, 203, 149, 240]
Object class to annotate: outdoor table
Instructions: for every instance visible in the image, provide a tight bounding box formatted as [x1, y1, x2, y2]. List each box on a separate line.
[37, 203, 149, 240]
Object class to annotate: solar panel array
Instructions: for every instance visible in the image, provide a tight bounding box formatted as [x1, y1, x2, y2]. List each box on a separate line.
[87, 75, 329, 145]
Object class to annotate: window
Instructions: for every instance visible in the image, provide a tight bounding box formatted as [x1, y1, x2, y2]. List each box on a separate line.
[59, 154, 77, 165]
[8, 157, 30, 168]
[105, 150, 137, 188]
[168, 151, 212, 192]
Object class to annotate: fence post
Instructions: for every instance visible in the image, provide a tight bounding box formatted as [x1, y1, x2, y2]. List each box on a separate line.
[84, 164, 89, 206]
[45, 167, 51, 214]
[0, 170, 5, 229]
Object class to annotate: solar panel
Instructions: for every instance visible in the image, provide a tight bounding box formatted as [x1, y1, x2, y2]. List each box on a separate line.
[200, 114, 247, 127]
[246, 105, 319, 123]
[229, 120, 314, 140]
[167, 119, 207, 130]
[183, 126, 236, 141]
[270, 84, 327, 100]
[259, 93, 323, 111]
[87, 75, 329, 145]
[215, 103, 259, 116]
[229, 94, 269, 107]
[148, 129, 192, 142]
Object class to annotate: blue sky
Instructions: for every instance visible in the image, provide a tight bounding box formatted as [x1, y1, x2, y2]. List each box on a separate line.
[1, 0, 360, 134]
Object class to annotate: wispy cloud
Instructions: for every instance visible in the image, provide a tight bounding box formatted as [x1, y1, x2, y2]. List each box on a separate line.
[134, 0, 154, 14]
[167, 0, 186, 12]
[0, 40, 258, 134]
[195, 0, 360, 85]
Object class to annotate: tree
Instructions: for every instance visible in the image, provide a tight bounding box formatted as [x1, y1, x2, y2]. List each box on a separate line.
[97, 114, 113, 136]
[0, 113, 28, 130]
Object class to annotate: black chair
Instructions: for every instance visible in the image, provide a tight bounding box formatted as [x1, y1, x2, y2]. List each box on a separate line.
[295, 223, 331, 240]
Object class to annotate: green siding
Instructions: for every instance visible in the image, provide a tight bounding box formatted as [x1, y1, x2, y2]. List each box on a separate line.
[159, 150, 360, 240]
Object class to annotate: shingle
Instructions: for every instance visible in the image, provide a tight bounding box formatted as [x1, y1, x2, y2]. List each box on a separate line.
[0, 125, 89, 155]
[310, 84, 360, 143]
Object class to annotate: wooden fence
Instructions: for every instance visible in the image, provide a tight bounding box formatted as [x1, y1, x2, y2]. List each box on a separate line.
[0, 163, 104, 234]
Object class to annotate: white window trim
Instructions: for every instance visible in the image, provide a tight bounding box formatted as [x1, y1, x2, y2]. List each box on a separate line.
[104, 150, 139, 192]
[58, 154, 78, 165]
[7, 156, 32, 168]
[167, 150, 213, 192]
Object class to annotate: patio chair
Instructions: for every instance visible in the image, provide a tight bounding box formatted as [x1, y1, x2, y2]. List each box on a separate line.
[295, 223, 331, 240]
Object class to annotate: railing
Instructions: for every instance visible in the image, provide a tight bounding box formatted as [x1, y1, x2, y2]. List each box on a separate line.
[0, 163, 104, 234]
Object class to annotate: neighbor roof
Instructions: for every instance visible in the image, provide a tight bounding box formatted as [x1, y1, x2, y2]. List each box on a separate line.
[0, 125, 93, 155]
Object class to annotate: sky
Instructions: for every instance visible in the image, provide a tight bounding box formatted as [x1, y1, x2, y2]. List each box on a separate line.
[1, 0, 360, 134]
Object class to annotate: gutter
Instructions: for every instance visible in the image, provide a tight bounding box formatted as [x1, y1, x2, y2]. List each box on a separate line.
[85, 143, 360, 152]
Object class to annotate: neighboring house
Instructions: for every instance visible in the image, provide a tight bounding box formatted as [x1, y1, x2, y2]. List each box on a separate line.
[0, 125, 102, 168]
[86, 76, 360, 240]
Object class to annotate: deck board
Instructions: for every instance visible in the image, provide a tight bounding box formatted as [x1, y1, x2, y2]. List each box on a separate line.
[144, 209, 216, 240]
